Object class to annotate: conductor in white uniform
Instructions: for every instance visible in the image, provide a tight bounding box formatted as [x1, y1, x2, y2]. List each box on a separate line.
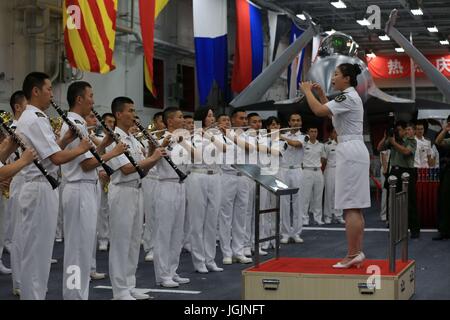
[300, 63, 371, 269]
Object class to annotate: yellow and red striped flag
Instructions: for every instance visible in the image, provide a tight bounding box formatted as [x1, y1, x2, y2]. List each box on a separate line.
[63, 0, 118, 74]
[140, 0, 169, 97]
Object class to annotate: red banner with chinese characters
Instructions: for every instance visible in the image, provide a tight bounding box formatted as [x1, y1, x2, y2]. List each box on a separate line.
[367, 55, 450, 79]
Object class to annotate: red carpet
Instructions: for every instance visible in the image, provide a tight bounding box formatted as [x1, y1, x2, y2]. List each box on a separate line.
[248, 258, 413, 276]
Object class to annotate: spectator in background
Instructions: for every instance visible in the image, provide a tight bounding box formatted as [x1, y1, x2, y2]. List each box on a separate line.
[433, 116, 450, 240]
[414, 120, 434, 168]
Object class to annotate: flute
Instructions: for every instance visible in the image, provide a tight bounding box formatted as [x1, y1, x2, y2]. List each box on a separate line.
[0, 113, 60, 189]
[91, 109, 146, 179]
[134, 120, 188, 182]
[50, 101, 115, 177]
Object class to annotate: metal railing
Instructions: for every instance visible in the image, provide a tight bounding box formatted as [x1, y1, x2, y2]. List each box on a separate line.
[387, 172, 410, 272]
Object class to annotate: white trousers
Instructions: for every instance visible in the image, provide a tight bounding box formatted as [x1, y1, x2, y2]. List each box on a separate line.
[55, 180, 65, 239]
[302, 169, 324, 224]
[62, 182, 98, 300]
[3, 198, 13, 248]
[97, 182, 109, 243]
[218, 174, 249, 258]
[0, 197, 4, 259]
[19, 180, 58, 300]
[108, 184, 144, 299]
[153, 181, 185, 284]
[9, 175, 25, 291]
[186, 173, 221, 270]
[142, 177, 158, 252]
[279, 168, 304, 237]
[323, 167, 343, 220]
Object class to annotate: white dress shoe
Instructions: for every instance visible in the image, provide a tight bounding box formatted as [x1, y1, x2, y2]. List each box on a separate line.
[98, 241, 108, 251]
[316, 220, 325, 225]
[50, 258, 58, 264]
[0, 262, 11, 275]
[90, 272, 106, 280]
[206, 263, 224, 272]
[195, 266, 209, 274]
[232, 255, 252, 264]
[130, 290, 150, 300]
[280, 236, 289, 244]
[337, 217, 346, 224]
[173, 275, 190, 284]
[293, 235, 304, 243]
[333, 252, 365, 269]
[324, 218, 332, 224]
[160, 279, 179, 288]
[243, 247, 252, 257]
[222, 257, 232, 265]
[254, 248, 268, 256]
[12, 288, 21, 296]
[144, 251, 154, 262]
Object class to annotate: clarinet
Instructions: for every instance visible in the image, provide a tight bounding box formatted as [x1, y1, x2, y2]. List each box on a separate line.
[0, 116, 60, 189]
[134, 120, 188, 182]
[91, 109, 146, 179]
[50, 101, 114, 177]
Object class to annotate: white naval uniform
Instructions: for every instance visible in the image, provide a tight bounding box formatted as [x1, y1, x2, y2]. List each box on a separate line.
[301, 140, 325, 224]
[187, 133, 222, 271]
[414, 136, 432, 168]
[6, 121, 27, 292]
[325, 86, 370, 209]
[0, 162, 5, 266]
[153, 133, 188, 284]
[60, 112, 98, 300]
[106, 127, 145, 300]
[219, 133, 250, 259]
[95, 133, 110, 247]
[142, 138, 159, 254]
[279, 130, 305, 238]
[16, 105, 61, 300]
[323, 139, 343, 221]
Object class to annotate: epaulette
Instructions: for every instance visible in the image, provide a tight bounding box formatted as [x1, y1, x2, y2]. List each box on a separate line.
[35, 112, 46, 118]
[334, 94, 347, 103]
[74, 119, 83, 125]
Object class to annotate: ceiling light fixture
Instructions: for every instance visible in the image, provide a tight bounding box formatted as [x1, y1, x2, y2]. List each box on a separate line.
[366, 52, 376, 58]
[395, 47, 405, 53]
[379, 35, 390, 41]
[427, 26, 438, 33]
[325, 29, 336, 35]
[357, 18, 371, 26]
[297, 14, 306, 20]
[440, 40, 449, 45]
[410, 8, 423, 15]
[331, 1, 347, 9]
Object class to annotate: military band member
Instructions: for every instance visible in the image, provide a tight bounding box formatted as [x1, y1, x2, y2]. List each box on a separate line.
[278, 113, 306, 243]
[60, 82, 127, 300]
[301, 126, 326, 225]
[218, 110, 252, 265]
[187, 107, 224, 273]
[153, 107, 191, 288]
[16, 72, 92, 299]
[106, 97, 164, 300]
[6, 91, 28, 294]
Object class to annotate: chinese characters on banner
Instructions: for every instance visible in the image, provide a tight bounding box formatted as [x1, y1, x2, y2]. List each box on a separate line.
[367, 55, 450, 79]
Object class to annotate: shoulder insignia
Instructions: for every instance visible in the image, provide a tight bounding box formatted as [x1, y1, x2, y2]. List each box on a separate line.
[35, 112, 46, 118]
[74, 119, 83, 125]
[327, 141, 332, 145]
[334, 94, 347, 103]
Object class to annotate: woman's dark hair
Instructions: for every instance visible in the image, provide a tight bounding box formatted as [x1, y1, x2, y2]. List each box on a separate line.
[193, 107, 215, 127]
[337, 63, 361, 87]
[265, 116, 280, 129]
